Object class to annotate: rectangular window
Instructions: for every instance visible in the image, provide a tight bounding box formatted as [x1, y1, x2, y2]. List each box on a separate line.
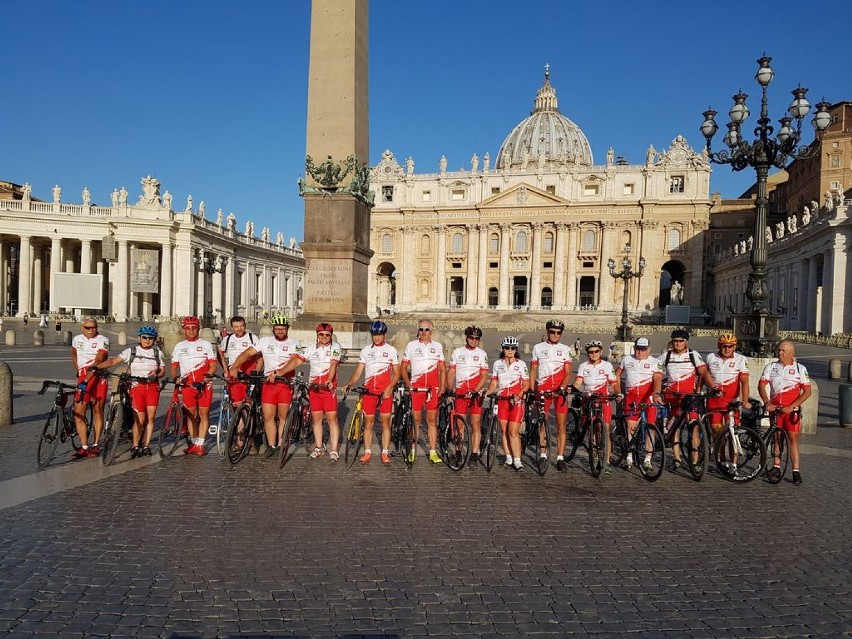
[792, 288, 798, 316]
[831, 156, 842, 168]
[421, 190, 431, 202]
[831, 181, 841, 190]
[543, 261, 553, 269]
[622, 183, 635, 195]
[451, 189, 465, 200]
[382, 185, 393, 202]
[452, 262, 462, 269]
[737, 232, 745, 239]
[489, 262, 498, 269]
[545, 185, 556, 194]
[582, 261, 594, 268]
[713, 232, 722, 239]
[491, 187, 501, 195]
[669, 176, 685, 193]
[584, 184, 599, 196]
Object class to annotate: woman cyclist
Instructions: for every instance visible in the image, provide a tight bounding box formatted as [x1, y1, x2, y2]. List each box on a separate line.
[485, 336, 529, 472]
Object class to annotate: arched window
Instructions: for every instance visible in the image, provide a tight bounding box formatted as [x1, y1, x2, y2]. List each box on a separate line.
[381, 233, 392, 254]
[489, 233, 499, 254]
[451, 232, 463, 253]
[420, 234, 431, 255]
[543, 232, 554, 253]
[621, 230, 631, 250]
[488, 287, 499, 308]
[667, 228, 681, 251]
[420, 278, 429, 296]
[541, 287, 553, 308]
[515, 230, 528, 252]
[583, 229, 596, 251]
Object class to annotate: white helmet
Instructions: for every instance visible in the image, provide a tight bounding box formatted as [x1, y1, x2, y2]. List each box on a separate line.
[501, 336, 519, 347]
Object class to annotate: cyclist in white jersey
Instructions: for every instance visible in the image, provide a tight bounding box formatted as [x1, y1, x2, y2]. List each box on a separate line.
[217, 315, 259, 406]
[446, 326, 489, 463]
[530, 319, 574, 471]
[70, 317, 110, 459]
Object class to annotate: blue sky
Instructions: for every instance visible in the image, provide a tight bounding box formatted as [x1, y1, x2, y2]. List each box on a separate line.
[4, 1, 850, 242]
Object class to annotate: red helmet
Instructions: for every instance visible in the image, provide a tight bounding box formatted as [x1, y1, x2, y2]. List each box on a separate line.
[315, 323, 333, 333]
[181, 316, 201, 327]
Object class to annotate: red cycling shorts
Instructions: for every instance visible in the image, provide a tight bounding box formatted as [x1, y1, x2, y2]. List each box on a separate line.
[262, 381, 293, 406]
[76, 371, 107, 403]
[182, 382, 213, 409]
[411, 387, 439, 412]
[310, 387, 338, 412]
[497, 395, 524, 423]
[362, 392, 393, 416]
[130, 383, 161, 412]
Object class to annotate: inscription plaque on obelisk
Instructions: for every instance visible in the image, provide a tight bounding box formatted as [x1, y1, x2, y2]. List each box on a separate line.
[294, 0, 373, 348]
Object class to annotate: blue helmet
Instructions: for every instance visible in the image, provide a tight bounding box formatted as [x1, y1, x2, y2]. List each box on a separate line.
[138, 325, 158, 338]
[369, 320, 388, 335]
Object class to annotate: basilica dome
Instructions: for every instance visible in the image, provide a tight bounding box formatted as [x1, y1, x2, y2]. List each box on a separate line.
[495, 68, 593, 169]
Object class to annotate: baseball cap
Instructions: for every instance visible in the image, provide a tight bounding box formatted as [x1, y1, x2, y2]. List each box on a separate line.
[634, 337, 650, 348]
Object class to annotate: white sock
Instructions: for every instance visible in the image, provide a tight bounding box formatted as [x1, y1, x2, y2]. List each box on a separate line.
[556, 455, 564, 461]
[505, 455, 513, 464]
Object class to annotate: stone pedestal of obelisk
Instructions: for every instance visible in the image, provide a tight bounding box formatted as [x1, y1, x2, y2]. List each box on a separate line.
[293, 0, 373, 349]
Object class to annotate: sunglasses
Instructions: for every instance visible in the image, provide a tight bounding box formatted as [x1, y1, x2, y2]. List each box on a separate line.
[587, 349, 602, 354]
[720, 344, 736, 348]
[417, 327, 432, 332]
[503, 346, 517, 350]
[467, 336, 481, 340]
[317, 332, 332, 337]
[82, 325, 97, 330]
[548, 329, 562, 334]
[140, 335, 155, 340]
[672, 339, 686, 343]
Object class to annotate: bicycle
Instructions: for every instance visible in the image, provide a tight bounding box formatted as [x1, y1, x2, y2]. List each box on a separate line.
[341, 386, 382, 468]
[36, 380, 92, 469]
[101, 372, 158, 466]
[478, 392, 500, 472]
[743, 401, 791, 484]
[157, 378, 205, 459]
[437, 391, 471, 471]
[523, 388, 566, 475]
[390, 385, 431, 468]
[210, 374, 234, 459]
[279, 374, 317, 468]
[659, 391, 711, 481]
[227, 371, 268, 465]
[708, 399, 767, 483]
[609, 402, 666, 481]
[573, 392, 615, 478]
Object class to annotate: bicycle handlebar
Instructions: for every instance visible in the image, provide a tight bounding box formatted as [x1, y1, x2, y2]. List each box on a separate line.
[38, 380, 77, 395]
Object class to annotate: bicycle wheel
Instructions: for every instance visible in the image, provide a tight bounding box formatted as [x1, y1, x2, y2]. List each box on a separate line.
[228, 406, 253, 465]
[101, 402, 123, 466]
[636, 422, 665, 482]
[279, 405, 300, 468]
[445, 414, 471, 472]
[68, 405, 90, 451]
[535, 412, 551, 476]
[37, 408, 63, 469]
[714, 426, 766, 483]
[764, 427, 790, 484]
[588, 417, 608, 478]
[564, 409, 582, 462]
[437, 402, 450, 462]
[344, 410, 365, 468]
[680, 418, 708, 482]
[484, 413, 498, 472]
[391, 403, 406, 457]
[402, 410, 416, 468]
[609, 416, 629, 468]
[158, 403, 183, 459]
[215, 402, 233, 459]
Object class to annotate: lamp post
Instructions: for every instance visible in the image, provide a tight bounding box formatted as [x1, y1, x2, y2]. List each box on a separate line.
[700, 54, 830, 356]
[193, 249, 226, 328]
[608, 244, 646, 342]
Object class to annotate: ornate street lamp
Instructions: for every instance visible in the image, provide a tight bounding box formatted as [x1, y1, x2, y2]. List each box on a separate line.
[700, 54, 830, 356]
[608, 244, 646, 342]
[194, 250, 226, 327]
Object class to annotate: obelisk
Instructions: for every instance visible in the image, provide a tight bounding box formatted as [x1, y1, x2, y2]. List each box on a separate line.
[295, 0, 373, 349]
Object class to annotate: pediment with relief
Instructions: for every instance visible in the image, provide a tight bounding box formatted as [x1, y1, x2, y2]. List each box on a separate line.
[480, 183, 567, 208]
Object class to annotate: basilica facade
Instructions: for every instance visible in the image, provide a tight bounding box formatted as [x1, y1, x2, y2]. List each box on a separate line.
[0, 177, 305, 323]
[367, 70, 713, 318]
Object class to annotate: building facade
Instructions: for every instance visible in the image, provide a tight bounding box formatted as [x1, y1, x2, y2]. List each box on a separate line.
[0, 176, 305, 323]
[367, 70, 713, 317]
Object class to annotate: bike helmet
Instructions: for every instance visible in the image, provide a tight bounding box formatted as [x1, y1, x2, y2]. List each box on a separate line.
[137, 325, 158, 338]
[181, 316, 200, 327]
[545, 319, 565, 330]
[315, 322, 333, 333]
[464, 325, 483, 338]
[671, 328, 690, 340]
[718, 332, 738, 345]
[369, 320, 388, 335]
[501, 336, 519, 347]
[585, 340, 603, 351]
[270, 314, 290, 327]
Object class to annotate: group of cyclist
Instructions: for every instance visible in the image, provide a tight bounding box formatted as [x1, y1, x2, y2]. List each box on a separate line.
[67, 314, 812, 482]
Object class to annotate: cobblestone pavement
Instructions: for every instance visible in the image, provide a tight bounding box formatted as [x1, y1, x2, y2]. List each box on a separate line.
[2, 338, 852, 636]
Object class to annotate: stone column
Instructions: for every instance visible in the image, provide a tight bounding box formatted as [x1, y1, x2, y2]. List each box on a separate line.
[32, 247, 43, 314]
[553, 223, 567, 308]
[498, 223, 511, 309]
[80, 240, 92, 274]
[435, 226, 446, 307]
[160, 243, 173, 317]
[17, 236, 32, 316]
[466, 225, 478, 307]
[196, 269, 205, 318]
[224, 255, 234, 319]
[530, 223, 543, 308]
[477, 225, 488, 307]
[0, 241, 6, 314]
[213, 270, 223, 324]
[824, 245, 847, 335]
[401, 228, 415, 310]
[113, 240, 128, 321]
[565, 223, 578, 309]
[49, 238, 62, 312]
[806, 257, 818, 333]
[598, 223, 615, 308]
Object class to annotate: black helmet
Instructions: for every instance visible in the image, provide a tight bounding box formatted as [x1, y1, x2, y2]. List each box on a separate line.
[671, 328, 690, 340]
[545, 319, 565, 330]
[464, 325, 483, 338]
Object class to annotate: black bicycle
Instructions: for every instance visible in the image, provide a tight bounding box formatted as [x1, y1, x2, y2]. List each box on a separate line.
[748, 401, 792, 484]
[279, 375, 316, 468]
[157, 378, 205, 459]
[36, 380, 93, 469]
[390, 384, 430, 468]
[437, 391, 472, 471]
[101, 372, 158, 465]
[227, 371, 268, 465]
[573, 392, 615, 478]
[477, 393, 500, 472]
[609, 402, 666, 481]
[659, 391, 711, 481]
[523, 388, 566, 475]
